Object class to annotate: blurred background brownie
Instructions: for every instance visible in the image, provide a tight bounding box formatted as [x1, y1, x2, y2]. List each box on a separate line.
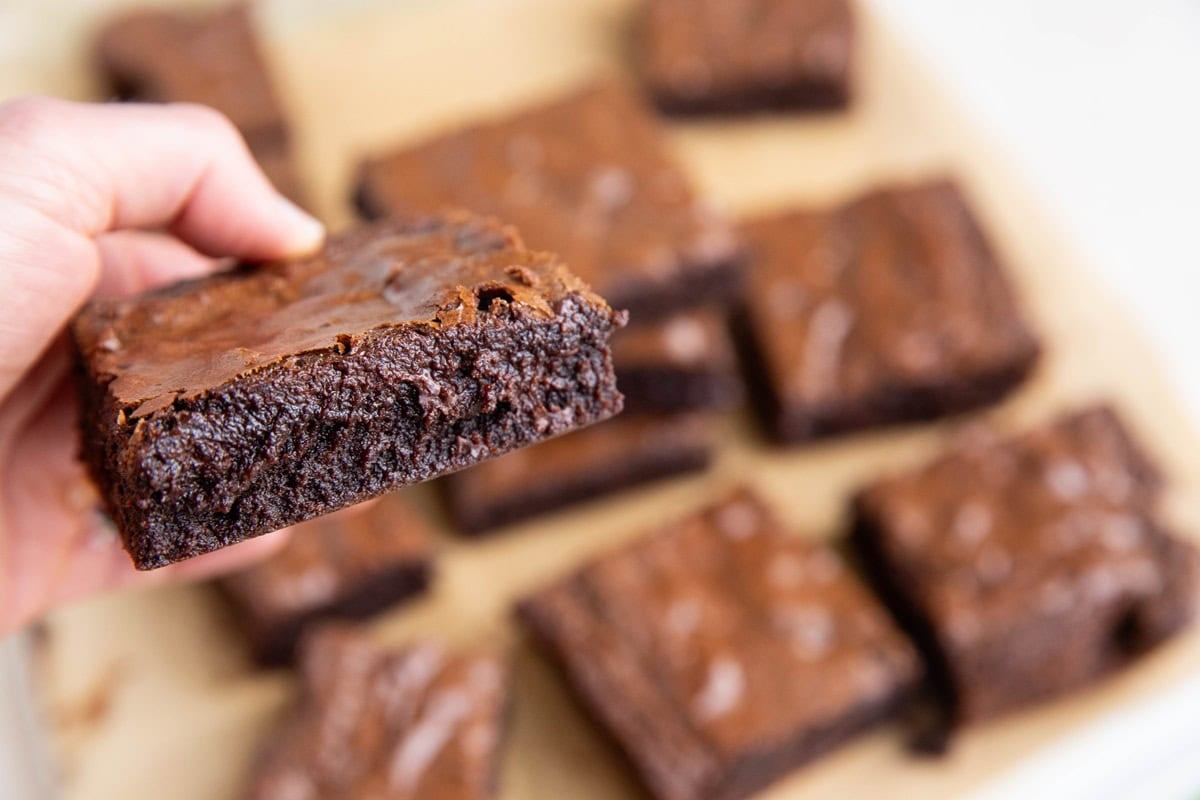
[737, 180, 1041, 444]
[635, 0, 854, 115]
[72, 213, 625, 568]
[613, 309, 743, 413]
[220, 494, 434, 665]
[519, 489, 920, 800]
[244, 627, 510, 800]
[354, 80, 745, 322]
[444, 413, 715, 535]
[853, 406, 1198, 727]
[93, 3, 306, 204]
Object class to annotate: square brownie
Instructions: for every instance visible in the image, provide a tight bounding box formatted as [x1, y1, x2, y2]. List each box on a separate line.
[354, 81, 745, 321]
[737, 180, 1040, 443]
[635, 0, 854, 115]
[853, 406, 1199, 725]
[72, 212, 625, 568]
[244, 627, 510, 800]
[444, 413, 714, 535]
[613, 309, 743, 413]
[94, 4, 305, 203]
[221, 494, 434, 665]
[519, 490, 920, 800]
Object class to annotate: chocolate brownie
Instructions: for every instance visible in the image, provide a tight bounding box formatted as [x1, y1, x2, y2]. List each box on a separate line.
[221, 494, 435, 665]
[354, 81, 745, 321]
[635, 0, 854, 115]
[72, 212, 625, 569]
[519, 490, 920, 800]
[853, 406, 1199, 725]
[244, 628, 510, 800]
[613, 310, 743, 413]
[445, 413, 714, 535]
[94, 4, 305, 203]
[737, 180, 1040, 443]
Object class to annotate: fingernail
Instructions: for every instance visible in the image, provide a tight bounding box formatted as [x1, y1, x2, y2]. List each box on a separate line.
[276, 196, 326, 255]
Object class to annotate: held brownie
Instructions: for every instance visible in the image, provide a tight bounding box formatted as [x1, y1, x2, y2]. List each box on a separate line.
[73, 213, 625, 569]
[613, 309, 743, 413]
[94, 3, 305, 202]
[244, 628, 510, 800]
[635, 0, 855, 115]
[737, 180, 1040, 443]
[444, 413, 715, 535]
[519, 490, 920, 800]
[853, 406, 1199, 725]
[221, 494, 434, 665]
[354, 81, 744, 321]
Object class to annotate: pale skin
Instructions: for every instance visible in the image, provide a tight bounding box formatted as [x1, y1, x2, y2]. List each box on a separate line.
[0, 97, 327, 636]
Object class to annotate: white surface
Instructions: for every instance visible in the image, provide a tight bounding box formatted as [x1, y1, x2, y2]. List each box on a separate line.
[868, 2, 1200, 799]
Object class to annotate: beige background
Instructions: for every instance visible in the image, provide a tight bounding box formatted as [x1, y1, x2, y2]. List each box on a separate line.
[5, 0, 1199, 798]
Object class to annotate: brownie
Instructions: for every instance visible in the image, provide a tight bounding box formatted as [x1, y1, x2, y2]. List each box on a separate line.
[221, 494, 435, 665]
[72, 212, 625, 569]
[94, 4, 305, 203]
[444, 413, 714, 535]
[853, 406, 1199, 726]
[519, 490, 920, 800]
[737, 180, 1040, 444]
[244, 627, 510, 800]
[354, 81, 745, 321]
[613, 310, 743, 413]
[635, 0, 854, 115]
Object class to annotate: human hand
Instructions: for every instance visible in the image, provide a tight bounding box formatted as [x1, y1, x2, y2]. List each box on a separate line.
[0, 97, 326, 635]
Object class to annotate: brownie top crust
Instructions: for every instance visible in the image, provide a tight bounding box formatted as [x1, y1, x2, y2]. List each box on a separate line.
[246, 628, 509, 800]
[520, 489, 919, 800]
[94, 4, 286, 147]
[741, 180, 1040, 416]
[355, 81, 742, 319]
[857, 406, 1170, 643]
[74, 213, 605, 419]
[637, 0, 852, 105]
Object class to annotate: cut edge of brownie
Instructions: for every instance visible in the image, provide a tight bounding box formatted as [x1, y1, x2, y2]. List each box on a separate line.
[732, 305, 1042, 444]
[647, 78, 852, 119]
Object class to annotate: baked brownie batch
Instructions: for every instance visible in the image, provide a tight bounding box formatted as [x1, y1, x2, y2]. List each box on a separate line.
[70, 1, 1198, 799]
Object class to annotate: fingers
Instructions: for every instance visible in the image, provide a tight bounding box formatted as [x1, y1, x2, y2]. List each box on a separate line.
[0, 97, 325, 398]
[0, 96, 324, 258]
[93, 230, 221, 298]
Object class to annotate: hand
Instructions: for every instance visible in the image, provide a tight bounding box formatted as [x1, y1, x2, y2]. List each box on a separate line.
[0, 97, 326, 635]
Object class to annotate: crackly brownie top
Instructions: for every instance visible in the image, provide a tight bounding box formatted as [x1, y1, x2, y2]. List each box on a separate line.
[612, 309, 736, 372]
[637, 0, 852, 99]
[523, 489, 918, 762]
[357, 82, 740, 304]
[857, 406, 1171, 649]
[95, 4, 285, 144]
[741, 180, 1039, 409]
[246, 629, 508, 800]
[74, 213, 603, 417]
[223, 495, 432, 621]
